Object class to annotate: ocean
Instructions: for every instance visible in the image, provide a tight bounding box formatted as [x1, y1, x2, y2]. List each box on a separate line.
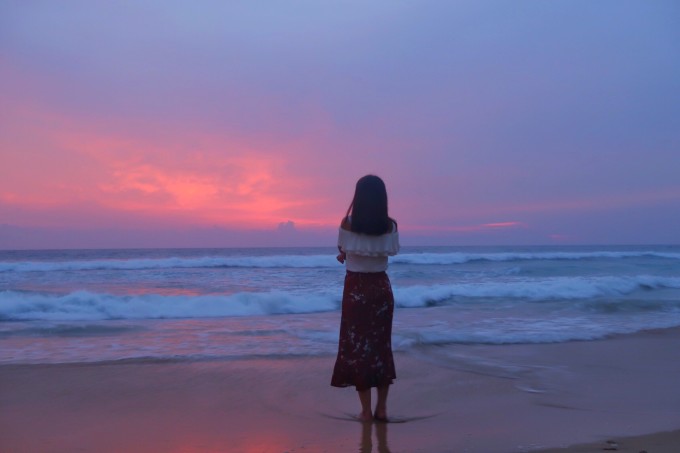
[1, 245, 680, 365]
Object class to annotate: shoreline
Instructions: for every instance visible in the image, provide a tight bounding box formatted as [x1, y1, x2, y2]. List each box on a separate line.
[1, 327, 679, 452]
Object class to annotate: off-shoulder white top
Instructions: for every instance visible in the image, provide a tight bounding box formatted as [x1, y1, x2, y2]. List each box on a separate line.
[337, 221, 399, 272]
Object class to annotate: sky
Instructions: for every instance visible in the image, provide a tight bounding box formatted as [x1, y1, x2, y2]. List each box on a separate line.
[1, 0, 679, 249]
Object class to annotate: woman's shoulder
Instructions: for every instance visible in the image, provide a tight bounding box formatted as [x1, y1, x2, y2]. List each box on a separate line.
[337, 217, 399, 256]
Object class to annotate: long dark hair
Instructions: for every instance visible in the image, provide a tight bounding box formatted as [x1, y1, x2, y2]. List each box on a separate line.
[344, 175, 397, 235]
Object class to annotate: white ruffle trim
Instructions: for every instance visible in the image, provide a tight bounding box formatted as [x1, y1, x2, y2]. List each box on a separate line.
[337, 228, 400, 257]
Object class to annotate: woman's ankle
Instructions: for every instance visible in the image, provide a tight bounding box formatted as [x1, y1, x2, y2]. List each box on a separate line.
[358, 410, 373, 422]
[374, 406, 387, 418]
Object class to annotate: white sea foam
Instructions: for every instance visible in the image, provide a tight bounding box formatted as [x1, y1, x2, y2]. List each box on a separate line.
[3, 246, 679, 365]
[0, 290, 339, 321]
[0, 255, 336, 273]
[2, 275, 679, 321]
[393, 275, 680, 307]
[2, 250, 679, 273]
[391, 250, 680, 265]
[393, 312, 680, 348]
[4, 308, 680, 365]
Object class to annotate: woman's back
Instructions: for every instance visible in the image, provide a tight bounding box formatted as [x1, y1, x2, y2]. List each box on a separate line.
[338, 218, 399, 272]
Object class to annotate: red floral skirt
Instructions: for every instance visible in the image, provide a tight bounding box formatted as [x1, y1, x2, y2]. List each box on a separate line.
[331, 271, 396, 391]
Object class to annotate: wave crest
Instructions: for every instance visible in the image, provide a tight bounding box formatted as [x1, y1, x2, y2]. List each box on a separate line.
[395, 275, 680, 307]
[2, 250, 679, 273]
[392, 250, 680, 265]
[0, 290, 339, 321]
[2, 275, 679, 321]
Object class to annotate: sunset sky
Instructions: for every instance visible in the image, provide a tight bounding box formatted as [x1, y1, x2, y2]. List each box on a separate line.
[1, 1, 679, 248]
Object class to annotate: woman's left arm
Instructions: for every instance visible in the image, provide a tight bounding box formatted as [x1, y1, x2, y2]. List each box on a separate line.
[336, 245, 346, 264]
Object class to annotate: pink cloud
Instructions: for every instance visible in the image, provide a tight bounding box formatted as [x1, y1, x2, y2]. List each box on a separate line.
[481, 221, 524, 229]
[0, 88, 339, 229]
[407, 221, 525, 233]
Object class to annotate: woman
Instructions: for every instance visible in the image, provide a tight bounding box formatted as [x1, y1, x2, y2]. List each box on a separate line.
[331, 175, 400, 422]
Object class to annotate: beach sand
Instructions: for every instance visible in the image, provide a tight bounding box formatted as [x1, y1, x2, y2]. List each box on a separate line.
[538, 429, 680, 453]
[1, 328, 679, 452]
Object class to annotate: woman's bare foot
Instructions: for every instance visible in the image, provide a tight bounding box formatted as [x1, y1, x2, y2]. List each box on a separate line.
[373, 410, 387, 422]
[358, 411, 373, 422]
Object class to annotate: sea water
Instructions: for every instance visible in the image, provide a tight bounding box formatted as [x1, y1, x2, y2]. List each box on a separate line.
[1, 245, 680, 365]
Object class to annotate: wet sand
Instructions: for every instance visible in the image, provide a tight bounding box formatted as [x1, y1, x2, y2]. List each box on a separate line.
[1, 328, 679, 452]
[538, 429, 680, 453]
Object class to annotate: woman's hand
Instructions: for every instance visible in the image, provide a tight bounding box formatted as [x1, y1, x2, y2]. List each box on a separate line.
[336, 246, 346, 264]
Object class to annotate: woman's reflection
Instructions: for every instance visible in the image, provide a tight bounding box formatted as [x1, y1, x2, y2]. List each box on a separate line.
[359, 421, 390, 453]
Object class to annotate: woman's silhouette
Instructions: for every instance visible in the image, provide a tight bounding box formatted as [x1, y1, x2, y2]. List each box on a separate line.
[331, 175, 400, 422]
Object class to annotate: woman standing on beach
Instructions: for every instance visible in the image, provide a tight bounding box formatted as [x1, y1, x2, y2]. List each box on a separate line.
[331, 175, 400, 422]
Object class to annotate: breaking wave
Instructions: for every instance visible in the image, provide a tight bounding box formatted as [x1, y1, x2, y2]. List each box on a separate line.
[2, 275, 679, 321]
[1, 250, 679, 273]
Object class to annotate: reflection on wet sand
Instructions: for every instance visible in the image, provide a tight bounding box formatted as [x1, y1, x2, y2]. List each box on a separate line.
[359, 420, 390, 453]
